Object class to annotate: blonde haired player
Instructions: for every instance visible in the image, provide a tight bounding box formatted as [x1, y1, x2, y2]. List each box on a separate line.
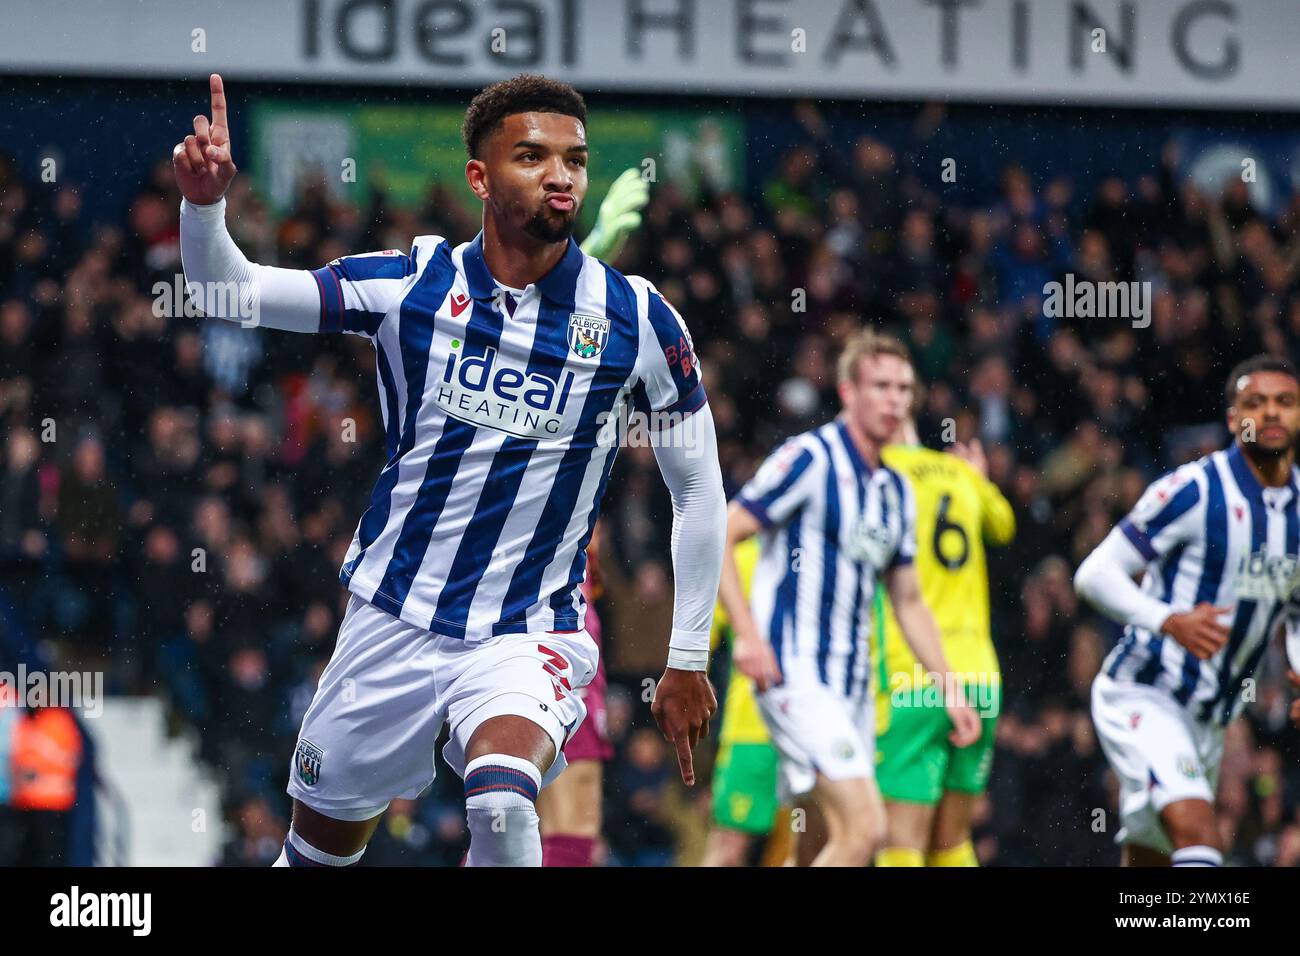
[718, 330, 979, 867]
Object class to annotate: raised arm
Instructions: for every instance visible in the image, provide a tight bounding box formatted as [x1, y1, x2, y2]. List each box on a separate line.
[172, 74, 322, 332]
[174, 74, 410, 335]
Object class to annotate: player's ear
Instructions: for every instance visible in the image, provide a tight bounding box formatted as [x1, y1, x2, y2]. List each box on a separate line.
[466, 158, 489, 201]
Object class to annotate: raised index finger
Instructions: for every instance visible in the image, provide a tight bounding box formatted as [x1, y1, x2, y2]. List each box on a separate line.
[209, 74, 229, 138]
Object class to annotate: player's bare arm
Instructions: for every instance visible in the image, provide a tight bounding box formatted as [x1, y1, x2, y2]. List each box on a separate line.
[718, 501, 782, 691]
[885, 563, 980, 747]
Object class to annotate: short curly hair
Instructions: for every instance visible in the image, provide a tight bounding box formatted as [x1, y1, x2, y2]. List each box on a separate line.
[462, 74, 587, 160]
[1225, 353, 1299, 406]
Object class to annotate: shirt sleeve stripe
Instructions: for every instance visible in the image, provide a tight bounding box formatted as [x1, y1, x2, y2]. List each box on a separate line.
[310, 266, 346, 332]
[1119, 518, 1158, 561]
[652, 380, 707, 419]
[735, 496, 774, 529]
[1143, 480, 1201, 537]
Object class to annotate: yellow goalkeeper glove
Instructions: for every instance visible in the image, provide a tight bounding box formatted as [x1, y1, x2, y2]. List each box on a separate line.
[580, 167, 650, 262]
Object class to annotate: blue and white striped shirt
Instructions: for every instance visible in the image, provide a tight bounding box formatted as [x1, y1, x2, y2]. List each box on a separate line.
[736, 419, 916, 700]
[1102, 442, 1300, 726]
[315, 232, 705, 640]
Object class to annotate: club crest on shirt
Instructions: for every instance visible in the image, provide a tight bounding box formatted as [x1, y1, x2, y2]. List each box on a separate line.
[568, 313, 609, 359]
[844, 515, 895, 568]
[295, 739, 323, 787]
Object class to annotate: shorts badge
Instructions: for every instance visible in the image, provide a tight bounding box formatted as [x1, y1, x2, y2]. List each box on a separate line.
[296, 740, 323, 787]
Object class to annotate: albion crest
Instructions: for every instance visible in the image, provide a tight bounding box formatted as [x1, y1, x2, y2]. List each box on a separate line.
[568, 313, 610, 359]
[295, 739, 323, 787]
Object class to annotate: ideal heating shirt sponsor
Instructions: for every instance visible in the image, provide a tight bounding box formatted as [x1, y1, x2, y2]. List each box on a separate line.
[434, 342, 578, 440]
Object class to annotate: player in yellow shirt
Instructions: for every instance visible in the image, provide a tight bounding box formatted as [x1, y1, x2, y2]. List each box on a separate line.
[873, 421, 1015, 867]
[702, 538, 789, 866]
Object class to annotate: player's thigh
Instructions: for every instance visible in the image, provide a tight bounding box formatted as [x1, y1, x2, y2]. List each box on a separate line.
[290, 800, 384, 858]
[814, 772, 884, 839]
[1159, 797, 1219, 850]
[444, 629, 599, 784]
[288, 595, 446, 823]
[537, 758, 602, 837]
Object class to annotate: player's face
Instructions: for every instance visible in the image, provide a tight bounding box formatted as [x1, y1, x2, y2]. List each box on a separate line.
[1229, 370, 1300, 459]
[473, 111, 588, 244]
[841, 354, 915, 445]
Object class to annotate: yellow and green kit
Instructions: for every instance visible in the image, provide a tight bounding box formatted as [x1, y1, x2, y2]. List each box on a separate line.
[874, 444, 1014, 803]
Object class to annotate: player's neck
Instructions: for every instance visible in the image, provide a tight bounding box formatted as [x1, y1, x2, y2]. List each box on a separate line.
[1238, 441, 1294, 488]
[481, 215, 569, 289]
[841, 416, 883, 469]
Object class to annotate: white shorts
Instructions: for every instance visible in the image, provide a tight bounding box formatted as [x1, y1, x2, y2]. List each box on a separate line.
[756, 679, 875, 800]
[1091, 673, 1223, 854]
[287, 594, 598, 821]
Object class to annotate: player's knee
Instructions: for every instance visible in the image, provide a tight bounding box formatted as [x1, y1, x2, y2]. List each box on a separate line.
[276, 825, 368, 867]
[1161, 799, 1219, 851]
[284, 801, 379, 864]
[465, 712, 557, 769]
[836, 810, 884, 865]
[463, 754, 544, 867]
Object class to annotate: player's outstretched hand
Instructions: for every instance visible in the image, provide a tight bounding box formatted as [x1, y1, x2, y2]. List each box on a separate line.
[732, 633, 783, 692]
[172, 73, 237, 206]
[1162, 603, 1232, 661]
[946, 698, 982, 748]
[651, 667, 717, 787]
[950, 439, 987, 477]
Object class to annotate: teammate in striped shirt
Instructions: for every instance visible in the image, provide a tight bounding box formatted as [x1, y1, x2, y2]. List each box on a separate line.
[174, 73, 725, 867]
[1076, 354, 1300, 867]
[717, 330, 979, 866]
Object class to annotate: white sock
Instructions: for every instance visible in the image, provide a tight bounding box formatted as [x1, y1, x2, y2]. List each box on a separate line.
[463, 754, 543, 867]
[277, 826, 366, 867]
[1171, 845, 1222, 867]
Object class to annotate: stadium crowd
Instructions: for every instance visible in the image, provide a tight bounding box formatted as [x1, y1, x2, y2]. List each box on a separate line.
[2, 98, 1300, 866]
